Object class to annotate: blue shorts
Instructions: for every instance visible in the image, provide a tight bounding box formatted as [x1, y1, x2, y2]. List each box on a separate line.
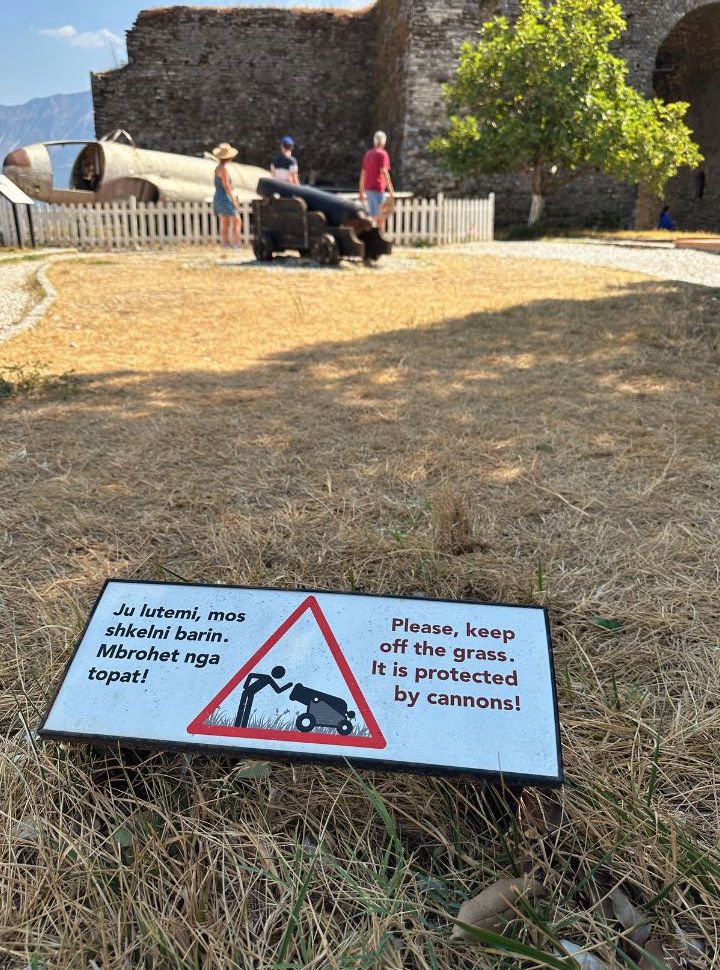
[365, 190, 385, 217]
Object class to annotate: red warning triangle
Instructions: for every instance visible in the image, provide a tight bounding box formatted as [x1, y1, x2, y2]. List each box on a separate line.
[187, 595, 386, 749]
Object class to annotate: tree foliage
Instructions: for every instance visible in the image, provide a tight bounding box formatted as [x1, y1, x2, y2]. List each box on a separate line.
[430, 0, 703, 222]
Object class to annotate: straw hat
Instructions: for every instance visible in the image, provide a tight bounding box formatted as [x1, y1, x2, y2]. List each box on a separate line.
[379, 195, 395, 217]
[212, 142, 238, 160]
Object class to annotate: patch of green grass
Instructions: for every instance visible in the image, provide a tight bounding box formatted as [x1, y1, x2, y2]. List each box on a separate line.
[0, 251, 49, 264]
[0, 361, 81, 400]
[591, 616, 625, 631]
[28, 270, 46, 301]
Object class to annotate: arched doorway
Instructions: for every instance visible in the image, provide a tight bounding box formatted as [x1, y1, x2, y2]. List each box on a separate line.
[651, 2, 720, 230]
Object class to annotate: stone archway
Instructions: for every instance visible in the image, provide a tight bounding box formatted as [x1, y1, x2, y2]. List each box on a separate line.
[637, 1, 720, 230]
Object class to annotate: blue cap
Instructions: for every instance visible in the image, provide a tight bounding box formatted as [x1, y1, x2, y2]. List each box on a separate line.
[280, 135, 294, 147]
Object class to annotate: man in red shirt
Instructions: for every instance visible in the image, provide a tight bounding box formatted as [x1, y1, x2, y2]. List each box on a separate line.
[359, 131, 395, 231]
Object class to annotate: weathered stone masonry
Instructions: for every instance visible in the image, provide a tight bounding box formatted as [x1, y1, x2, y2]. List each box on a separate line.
[93, 0, 720, 229]
[93, 6, 378, 187]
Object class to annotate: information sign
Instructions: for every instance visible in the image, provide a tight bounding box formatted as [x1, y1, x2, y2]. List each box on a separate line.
[40, 580, 563, 784]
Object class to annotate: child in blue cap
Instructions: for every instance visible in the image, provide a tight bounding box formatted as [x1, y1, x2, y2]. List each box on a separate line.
[271, 136, 299, 185]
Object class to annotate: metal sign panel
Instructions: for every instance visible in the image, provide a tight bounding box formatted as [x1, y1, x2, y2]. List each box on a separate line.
[40, 580, 563, 785]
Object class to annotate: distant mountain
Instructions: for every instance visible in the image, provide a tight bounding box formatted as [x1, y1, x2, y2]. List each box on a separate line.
[0, 91, 94, 187]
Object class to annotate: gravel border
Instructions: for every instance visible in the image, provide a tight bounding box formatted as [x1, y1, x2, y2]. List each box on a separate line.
[449, 240, 720, 288]
[0, 262, 53, 345]
[0, 247, 75, 265]
[0, 254, 81, 345]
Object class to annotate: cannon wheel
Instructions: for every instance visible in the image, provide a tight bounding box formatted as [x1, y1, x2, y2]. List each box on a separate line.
[337, 719, 354, 736]
[296, 713, 316, 733]
[311, 233, 340, 266]
[253, 232, 275, 261]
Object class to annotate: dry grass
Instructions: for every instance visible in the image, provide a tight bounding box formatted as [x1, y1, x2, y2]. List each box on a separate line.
[1, 248, 719, 968]
[558, 229, 720, 241]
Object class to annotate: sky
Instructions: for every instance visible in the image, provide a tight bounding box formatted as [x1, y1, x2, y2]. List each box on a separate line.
[1, 0, 367, 106]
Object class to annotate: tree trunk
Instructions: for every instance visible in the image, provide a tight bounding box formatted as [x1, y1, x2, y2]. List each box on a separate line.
[528, 194, 545, 226]
[528, 164, 546, 226]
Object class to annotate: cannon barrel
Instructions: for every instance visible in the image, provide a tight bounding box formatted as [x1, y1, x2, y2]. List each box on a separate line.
[289, 682, 349, 714]
[256, 177, 364, 228]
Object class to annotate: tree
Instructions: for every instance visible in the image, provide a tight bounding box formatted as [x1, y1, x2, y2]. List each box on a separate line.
[430, 0, 703, 225]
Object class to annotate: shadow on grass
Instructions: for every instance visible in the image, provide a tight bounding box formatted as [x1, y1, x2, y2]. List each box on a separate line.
[3, 278, 718, 585]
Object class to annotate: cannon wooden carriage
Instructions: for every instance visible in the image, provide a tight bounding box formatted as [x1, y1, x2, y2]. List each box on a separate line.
[252, 178, 392, 265]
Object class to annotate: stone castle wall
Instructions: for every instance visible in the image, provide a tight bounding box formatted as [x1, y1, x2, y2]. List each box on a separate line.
[93, 0, 720, 228]
[647, 2, 720, 229]
[371, 0, 412, 187]
[93, 5, 379, 187]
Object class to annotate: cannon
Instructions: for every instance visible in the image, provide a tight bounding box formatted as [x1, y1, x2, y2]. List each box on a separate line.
[252, 178, 392, 265]
[289, 683, 356, 735]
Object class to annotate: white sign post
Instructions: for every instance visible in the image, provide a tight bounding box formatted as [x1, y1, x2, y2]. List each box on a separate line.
[41, 580, 563, 785]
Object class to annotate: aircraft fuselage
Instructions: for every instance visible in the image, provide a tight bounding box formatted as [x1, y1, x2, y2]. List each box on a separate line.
[3, 139, 269, 205]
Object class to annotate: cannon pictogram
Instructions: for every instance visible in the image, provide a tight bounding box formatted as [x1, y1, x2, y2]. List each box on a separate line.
[289, 683, 356, 735]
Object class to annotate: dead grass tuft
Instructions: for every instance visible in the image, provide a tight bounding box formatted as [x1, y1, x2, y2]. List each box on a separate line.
[1, 249, 718, 967]
[431, 489, 478, 556]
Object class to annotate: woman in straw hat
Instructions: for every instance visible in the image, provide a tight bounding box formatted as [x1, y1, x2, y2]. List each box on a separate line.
[213, 142, 242, 248]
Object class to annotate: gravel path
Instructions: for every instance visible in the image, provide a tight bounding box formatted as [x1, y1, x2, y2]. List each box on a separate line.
[451, 240, 720, 288]
[0, 262, 37, 341]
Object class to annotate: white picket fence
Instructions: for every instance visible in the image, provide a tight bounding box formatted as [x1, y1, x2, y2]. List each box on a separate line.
[390, 194, 495, 246]
[0, 193, 494, 251]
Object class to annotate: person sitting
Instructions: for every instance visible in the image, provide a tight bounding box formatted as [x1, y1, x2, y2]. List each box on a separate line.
[271, 136, 299, 185]
[657, 205, 675, 231]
